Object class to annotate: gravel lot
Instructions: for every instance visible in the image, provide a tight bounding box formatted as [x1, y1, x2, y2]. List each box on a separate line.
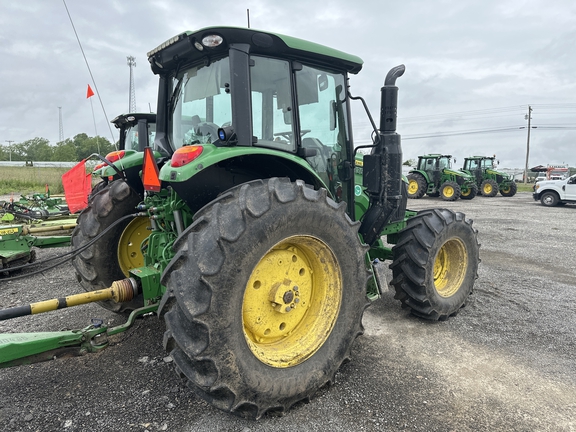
[1, 191, 575, 431]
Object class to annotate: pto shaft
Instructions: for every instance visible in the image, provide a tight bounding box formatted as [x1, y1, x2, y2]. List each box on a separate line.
[0, 278, 138, 321]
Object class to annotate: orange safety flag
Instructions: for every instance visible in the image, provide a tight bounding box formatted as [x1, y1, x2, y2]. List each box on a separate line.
[62, 160, 92, 213]
[86, 84, 95, 99]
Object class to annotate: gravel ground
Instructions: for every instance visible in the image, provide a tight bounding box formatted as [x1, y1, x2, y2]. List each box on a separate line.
[1, 191, 575, 432]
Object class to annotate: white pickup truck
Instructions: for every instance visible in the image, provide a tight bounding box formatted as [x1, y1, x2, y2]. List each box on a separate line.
[533, 174, 576, 206]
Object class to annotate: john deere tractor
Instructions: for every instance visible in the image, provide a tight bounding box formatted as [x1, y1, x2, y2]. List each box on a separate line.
[462, 155, 517, 197]
[90, 112, 157, 198]
[407, 154, 478, 201]
[0, 27, 480, 419]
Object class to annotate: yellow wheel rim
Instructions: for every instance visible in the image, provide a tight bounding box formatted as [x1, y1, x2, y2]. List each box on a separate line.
[443, 186, 454, 198]
[117, 216, 151, 276]
[433, 238, 468, 298]
[461, 188, 470, 197]
[408, 179, 419, 195]
[483, 184, 492, 195]
[243, 235, 342, 368]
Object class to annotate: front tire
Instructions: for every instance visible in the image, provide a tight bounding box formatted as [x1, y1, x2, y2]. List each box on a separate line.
[500, 181, 517, 197]
[440, 181, 461, 201]
[389, 208, 480, 320]
[71, 180, 147, 312]
[160, 178, 370, 419]
[540, 191, 559, 207]
[460, 183, 478, 200]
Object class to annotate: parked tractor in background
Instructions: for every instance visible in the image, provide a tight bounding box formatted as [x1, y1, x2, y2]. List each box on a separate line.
[407, 154, 478, 201]
[91, 112, 157, 197]
[1, 27, 480, 419]
[462, 155, 517, 197]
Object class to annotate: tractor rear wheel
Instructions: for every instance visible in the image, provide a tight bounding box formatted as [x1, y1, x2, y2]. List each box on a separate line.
[480, 179, 498, 197]
[500, 181, 517, 197]
[440, 181, 461, 201]
[407, 173, 427, 199]
[71, 180, 147, 312]
[389, 208, 480, 320]
[160, 178, 369, 419]
[460, 183, 478, 200]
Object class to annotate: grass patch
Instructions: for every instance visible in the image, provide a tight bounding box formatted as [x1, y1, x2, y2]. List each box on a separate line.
[0, 166, 71, 195]
[515, 182, 536, 193]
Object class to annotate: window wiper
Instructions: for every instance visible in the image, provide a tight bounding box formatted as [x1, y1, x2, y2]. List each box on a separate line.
[169, 78, 184, 115]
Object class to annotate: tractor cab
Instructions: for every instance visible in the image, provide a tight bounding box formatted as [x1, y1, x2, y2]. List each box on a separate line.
[147, 27, 361, 215]
[111, 113, 157, 152]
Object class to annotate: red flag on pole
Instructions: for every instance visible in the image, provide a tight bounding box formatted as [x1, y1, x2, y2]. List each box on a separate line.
[86, 84, 95, 99]
[62, 160, 92, 213]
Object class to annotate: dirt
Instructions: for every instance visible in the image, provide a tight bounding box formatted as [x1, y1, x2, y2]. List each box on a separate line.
[1, 192, 575, 431]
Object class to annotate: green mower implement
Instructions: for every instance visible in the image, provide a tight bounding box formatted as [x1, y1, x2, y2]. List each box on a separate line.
[0, 27, 480, 419]
[462, 155, 517, 197]
[407, 154, 478, 201]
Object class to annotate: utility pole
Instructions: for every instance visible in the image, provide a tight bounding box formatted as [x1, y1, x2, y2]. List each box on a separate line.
[523, 105, 532, 184]
[58, 106, 64, 143]
[5, 140, 14, 162]
[127, 56, 137, 113]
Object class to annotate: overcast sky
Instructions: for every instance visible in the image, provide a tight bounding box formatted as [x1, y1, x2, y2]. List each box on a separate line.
[1, 0, 574, 169]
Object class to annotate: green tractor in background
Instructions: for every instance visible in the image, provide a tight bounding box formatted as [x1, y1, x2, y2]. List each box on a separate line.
[407, 154, 478, 201]
[1, 27, 481, 419]
[91, 112, 157, 198]
[462, 155, 517, 197]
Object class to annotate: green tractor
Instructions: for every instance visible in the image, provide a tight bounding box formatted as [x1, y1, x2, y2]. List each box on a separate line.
[407, 154, 478, 201]
[462, 155, 517, 197]
[0, 27, 480, 419]
[90, 112, 157, 198]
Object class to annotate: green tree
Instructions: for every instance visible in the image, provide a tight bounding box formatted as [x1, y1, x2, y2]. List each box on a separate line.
[23, 137, 53, 161]
[73, 134, 114, 160]
[52, 139, 77, 161]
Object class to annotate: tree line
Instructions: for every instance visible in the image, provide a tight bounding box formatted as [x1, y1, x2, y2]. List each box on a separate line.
[0, 134, 116, 162]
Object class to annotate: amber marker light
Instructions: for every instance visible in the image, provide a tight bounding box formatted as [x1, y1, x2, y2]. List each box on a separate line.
[171, 145, 203, 168]
[105, 150, 125, 163]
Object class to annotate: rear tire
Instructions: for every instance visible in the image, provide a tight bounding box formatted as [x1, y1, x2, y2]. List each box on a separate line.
[440, 181, 461, 201]
[500, 181, 517, 197]
[160, 178, 370, 419]
[71, 180, 146, 312]
[480, 179, 498, 197]
[407, 174, 427, 199]
[389, 208, 480, 320]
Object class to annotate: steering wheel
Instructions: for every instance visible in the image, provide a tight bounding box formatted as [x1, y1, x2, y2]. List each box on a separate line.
[273, 129, 311, 140]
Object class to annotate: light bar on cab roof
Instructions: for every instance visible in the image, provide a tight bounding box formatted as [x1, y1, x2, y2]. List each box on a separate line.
[147, 34, 184, 58]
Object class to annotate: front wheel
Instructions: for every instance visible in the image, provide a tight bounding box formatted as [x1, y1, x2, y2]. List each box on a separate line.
[389, 208, 480, 320]
[160, 178, 370, 419]
[460, 183, 478, 200]
[440, 181, 461, 201]
[500, 181, 517, 197]
[540, 191, 559, 207]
